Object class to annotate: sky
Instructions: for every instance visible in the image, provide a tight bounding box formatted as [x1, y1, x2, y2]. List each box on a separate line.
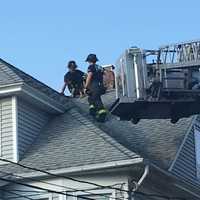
[0, 0, 200, 92]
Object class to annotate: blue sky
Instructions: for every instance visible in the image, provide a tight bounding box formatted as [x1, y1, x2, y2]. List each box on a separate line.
[0, 0, 200, 91]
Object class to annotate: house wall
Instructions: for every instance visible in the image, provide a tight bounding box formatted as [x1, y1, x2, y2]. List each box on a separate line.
[1, 171, 129, 200]
[0, 96, 51, 163]
[170, 116, 200, 187]
[1, 170, 196, 200]
[17, 98, 50, 159]
[0, 97, 13, 161]
[170, 125, 197, 184]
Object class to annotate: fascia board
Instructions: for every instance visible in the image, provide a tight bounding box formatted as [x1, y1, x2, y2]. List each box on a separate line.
[0, 83, 67, 113]
[15, 158, 143, 179]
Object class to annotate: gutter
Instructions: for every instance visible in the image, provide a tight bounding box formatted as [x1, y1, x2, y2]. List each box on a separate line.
[137, 165, 149, 188]
[15, 158, 143, 180]
[0, 82, 23, 95]
[0, 83, 67, 113]
[130, 165, 149, 194]
[22, 84, 66, 113]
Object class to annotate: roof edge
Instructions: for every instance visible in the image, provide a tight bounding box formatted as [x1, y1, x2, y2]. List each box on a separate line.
[0, 58, 61, 97]
[0, 83, 67, 113]
[168, 116, 196, 171]
[151, 163, 200, 198]
[22, 83, 68, 113]
[15, 158, 143, 179]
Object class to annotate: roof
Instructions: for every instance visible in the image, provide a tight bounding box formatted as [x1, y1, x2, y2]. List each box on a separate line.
[73, 91, 194, 170]
[0, 60, 194, 174]
[0, 58, 67, 104]
[0, 107, 138, 174]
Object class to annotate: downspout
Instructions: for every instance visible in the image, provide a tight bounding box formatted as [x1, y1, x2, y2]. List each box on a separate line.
[129, 165, 149, 200]
[137, 165, 149, 187]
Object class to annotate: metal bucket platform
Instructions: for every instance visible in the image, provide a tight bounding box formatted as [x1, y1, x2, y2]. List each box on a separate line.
[110, 97, 200, 123]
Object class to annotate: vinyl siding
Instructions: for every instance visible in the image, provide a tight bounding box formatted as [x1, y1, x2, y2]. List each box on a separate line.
[52, 195, 59, 200]
[0, 98, 13, 161]
[170, 116, 200, 187]
[17, 99, 50, 159]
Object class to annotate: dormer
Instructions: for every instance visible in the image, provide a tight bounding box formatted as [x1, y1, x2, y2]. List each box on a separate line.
[0, 59, 68, 163]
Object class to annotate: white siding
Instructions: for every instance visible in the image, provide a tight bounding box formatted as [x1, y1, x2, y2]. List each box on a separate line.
[17, 99, 50, 159]
[170, 116, 200, 187]
[0, 97, 13, 161]
[2, 172, 129, 200]
[194, 128, 200, 179]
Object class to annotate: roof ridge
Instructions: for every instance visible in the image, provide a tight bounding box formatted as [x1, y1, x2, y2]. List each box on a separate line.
[0, 58, 61, 96]
[0, 59, 23, 83]
[68, 108, 140, 159]
[0, 58, 68, 105]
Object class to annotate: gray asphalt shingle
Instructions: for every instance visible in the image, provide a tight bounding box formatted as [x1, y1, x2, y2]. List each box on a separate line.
[0, 108, 139, 174]
[0, 59, 67, 104]
[74, 91, 194, 170]
[0, 59, 193, 174]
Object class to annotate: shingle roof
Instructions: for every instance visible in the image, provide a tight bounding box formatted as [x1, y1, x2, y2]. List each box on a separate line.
[0, 60, 194, 173]
[0, 107, 139, 174]
[0, 59, 67, 104]
[73, 91, 194, 170]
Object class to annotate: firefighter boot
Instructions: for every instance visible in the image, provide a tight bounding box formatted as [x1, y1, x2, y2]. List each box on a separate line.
[96, 109, 107, 122]
[89, 105, 96, 117]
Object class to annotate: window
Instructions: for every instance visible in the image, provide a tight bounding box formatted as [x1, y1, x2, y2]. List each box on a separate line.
[194, 128, 200, 178]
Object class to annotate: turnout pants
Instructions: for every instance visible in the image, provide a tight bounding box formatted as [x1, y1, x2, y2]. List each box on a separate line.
[88, 86, 104, 111]
[88, 84, 107, 122]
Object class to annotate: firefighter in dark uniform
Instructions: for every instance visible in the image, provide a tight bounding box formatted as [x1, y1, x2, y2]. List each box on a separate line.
[61, 60, 85, 97]
[85, 54, 107, 122]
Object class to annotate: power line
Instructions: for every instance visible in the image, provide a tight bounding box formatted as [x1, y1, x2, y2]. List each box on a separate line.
[5, 192, 50, 200]
[0, 158, 192, 200]
[0, 176, 94, 200]
[0, 158, 129, 193]
[0, 188, 34, 200]
[0, 170, 80, 192]
[4, 190, 52, 200]
[0, 170, 124, 200]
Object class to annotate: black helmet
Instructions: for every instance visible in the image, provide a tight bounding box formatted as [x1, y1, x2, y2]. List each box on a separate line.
[68, 60, 77, 69]
[85, 54, 99, 62]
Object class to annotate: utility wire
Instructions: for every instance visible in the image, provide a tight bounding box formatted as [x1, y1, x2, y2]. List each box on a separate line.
[0, 188, 34, 200]
[5, 192, 50, 200]
[0, 158, 192, 200]
[0, 158, 129, 193]
[0, 170, 124, 200]
[4, 190, 52, 200]
[0, 176, 94, 200]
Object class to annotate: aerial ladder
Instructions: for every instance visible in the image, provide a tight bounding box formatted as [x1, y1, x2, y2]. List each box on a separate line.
[110, 40, 200, 124]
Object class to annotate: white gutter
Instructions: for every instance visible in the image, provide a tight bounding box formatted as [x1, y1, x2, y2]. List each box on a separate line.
[0, 82, 23, 95]
[137, 165, 149, 187]
[0, 83, 66, 113]
[131, 165, 149, 192]
[16, 158, 143, 179]
[22, 84, 66, 113]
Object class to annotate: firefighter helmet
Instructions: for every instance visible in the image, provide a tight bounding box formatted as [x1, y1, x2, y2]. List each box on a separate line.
[68, 60, 77, 69]
[85, 54, 99, 62]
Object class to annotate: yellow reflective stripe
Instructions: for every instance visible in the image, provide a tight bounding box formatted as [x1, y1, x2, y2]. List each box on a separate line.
[89, 105, 95, 109]
[97, 109, 107, 115]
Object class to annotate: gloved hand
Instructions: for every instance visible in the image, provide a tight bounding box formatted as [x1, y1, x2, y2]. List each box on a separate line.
[84, 88, 91, 95]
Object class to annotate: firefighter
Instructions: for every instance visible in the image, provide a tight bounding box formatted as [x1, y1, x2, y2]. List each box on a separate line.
[85, 54, 107, 122]
[61, 60, 85, 97]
